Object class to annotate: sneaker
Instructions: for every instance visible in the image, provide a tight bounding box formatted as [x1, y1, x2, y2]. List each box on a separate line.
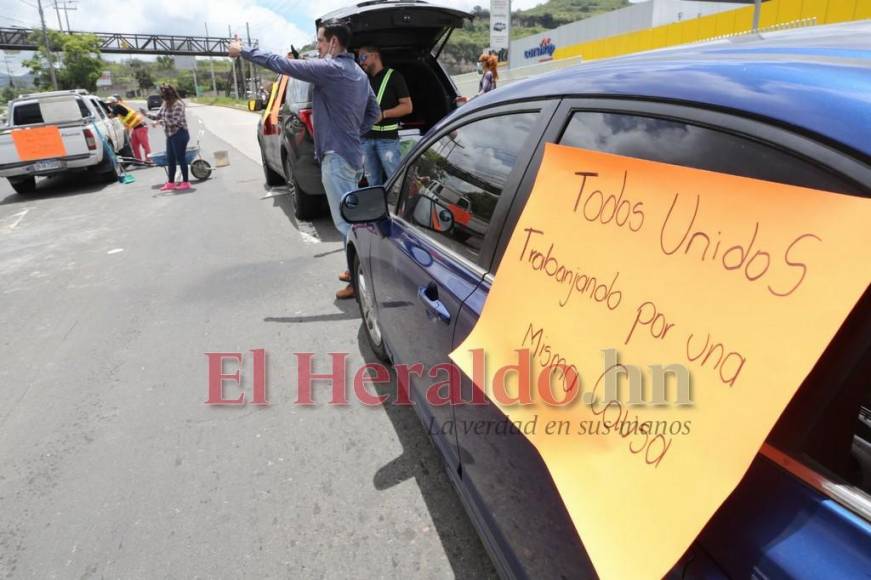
[177, 182, 191, 191]
[159, 182, 176, 191]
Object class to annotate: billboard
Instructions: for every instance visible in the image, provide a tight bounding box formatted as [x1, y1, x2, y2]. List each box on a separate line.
[96, 70, 112, 87]
[490, 0, 511, 52]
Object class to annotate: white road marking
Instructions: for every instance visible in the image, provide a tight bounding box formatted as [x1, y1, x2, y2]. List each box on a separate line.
[107, 248, 124, 255]
[260, 191, 290, 199]
[4, 208, 31, 230]
[299, 229, 320, 245]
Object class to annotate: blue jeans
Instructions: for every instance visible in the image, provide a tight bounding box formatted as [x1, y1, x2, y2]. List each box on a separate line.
[362, 137, 401, 187]
[321, 152, 362, 240]
[166, 128, 189, 182]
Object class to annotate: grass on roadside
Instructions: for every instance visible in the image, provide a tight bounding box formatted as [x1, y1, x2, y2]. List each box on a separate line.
[189, 96, 255, 112]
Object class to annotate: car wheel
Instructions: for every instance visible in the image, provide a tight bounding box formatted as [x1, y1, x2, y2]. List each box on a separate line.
[9, 176, 36, 195]
[118, 134, 134, 159]
[284, 157, 319, 220]
[96, 154, 120, 183]
[354, 254, 389, 362]
[261, 148, 283, 186]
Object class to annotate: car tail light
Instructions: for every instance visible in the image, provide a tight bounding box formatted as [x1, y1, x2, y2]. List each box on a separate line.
[83, 127, 97, 150]
[299, 109, 314, 136]
[263, 117, 280, 136]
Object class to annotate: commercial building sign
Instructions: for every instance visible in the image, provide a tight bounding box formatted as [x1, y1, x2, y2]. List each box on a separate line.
[524, 37, 557, 61]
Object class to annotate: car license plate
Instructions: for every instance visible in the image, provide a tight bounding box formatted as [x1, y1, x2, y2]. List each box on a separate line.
[33, 159, 62, 172]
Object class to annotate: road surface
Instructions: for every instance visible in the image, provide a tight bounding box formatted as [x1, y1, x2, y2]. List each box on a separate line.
[0, 103, 496, 579]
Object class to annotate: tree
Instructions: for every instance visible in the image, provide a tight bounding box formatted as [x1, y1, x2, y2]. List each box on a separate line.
[156, 56, 175, 72]
[129, 60, 155, 91]
[2, 85, 16, 103]
[23, 29, 103, 91]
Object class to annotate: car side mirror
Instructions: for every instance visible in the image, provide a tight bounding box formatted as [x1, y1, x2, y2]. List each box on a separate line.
[341, 186, 388, 223]
[410, 196, 455, 234]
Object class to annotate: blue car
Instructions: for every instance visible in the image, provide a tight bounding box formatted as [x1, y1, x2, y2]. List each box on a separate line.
[341, 22, 871, 579]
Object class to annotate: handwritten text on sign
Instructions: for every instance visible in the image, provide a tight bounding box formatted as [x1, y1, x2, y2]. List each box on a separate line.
[450, 143, 871, 579]
[12, 125, 67, 162]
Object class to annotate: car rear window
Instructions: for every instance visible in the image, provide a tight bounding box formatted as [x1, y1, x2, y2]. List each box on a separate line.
[12, 102, 43, 126]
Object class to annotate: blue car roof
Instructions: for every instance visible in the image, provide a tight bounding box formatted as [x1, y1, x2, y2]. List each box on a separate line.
[470, 21, 871, 158]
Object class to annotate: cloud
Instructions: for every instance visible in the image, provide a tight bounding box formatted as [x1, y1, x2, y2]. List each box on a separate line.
[3, 0, 550, 73]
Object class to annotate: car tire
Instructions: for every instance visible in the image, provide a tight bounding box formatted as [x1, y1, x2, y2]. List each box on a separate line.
[118, 134, 134, 159]
[96, 154, 119, 183]
[353, 254, 390, 362]
[284, 156, 319, 220]
[261, 148, 284, 187]
[9, 176, 36, 195]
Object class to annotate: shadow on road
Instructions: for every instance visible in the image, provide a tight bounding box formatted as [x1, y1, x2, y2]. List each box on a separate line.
[357, 325, 498, 580]
[0, 172, 116, 205]
[264, 184, 344, 244]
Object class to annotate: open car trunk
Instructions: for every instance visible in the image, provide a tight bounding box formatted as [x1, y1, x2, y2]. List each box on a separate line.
[316, 1, 470, 55]
[316, 2, 473, 135]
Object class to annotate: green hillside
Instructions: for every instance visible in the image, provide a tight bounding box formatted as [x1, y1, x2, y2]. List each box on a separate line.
[442, 0, 630, 73]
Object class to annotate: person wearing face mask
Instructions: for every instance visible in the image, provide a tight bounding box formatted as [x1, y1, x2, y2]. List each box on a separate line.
[357, 46, 412, 188]
[229, 21, 381, 300]
[478, 54, 499, 95]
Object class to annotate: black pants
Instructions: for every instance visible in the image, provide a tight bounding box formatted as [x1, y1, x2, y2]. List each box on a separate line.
[166, 128, 190, 182]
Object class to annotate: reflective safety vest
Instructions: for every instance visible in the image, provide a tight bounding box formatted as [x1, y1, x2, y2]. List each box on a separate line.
[371, 68, 399, 133]
[121, 109, 144, 129]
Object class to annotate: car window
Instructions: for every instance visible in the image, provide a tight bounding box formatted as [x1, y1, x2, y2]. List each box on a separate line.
[91, 99, 106, 119]
[807, 371, 871, 494]
[12, 102, 43, 126]
[559, 110, 871, 504]
[398, 112, 539, 262]
[76, 98, 90, 118]
[291, 79, 311, 105]
[559, 112, 867, 197]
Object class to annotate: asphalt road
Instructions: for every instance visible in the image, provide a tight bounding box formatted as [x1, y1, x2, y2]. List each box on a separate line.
[0, 104, 496, 579]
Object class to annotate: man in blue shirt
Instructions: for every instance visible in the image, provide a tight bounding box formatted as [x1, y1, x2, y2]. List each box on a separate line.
[230, 21, 380, 299]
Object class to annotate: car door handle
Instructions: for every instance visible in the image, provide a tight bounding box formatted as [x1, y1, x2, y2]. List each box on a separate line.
[417, 284, 451, 324]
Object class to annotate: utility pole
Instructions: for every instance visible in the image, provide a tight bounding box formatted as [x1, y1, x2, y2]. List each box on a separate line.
[204, 22, 217, 96]
[2, 52, 15, 88]
[52, 1, 64, 32]
[36, 0, 58, 90]
[245, 22, 256, 97]
[228, 25, 238, 99]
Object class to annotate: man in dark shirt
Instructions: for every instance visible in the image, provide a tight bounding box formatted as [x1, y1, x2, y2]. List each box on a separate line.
[357, 47, 412, 187]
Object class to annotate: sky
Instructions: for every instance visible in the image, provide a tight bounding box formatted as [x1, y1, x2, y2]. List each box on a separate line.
[1, 0, 552, 75]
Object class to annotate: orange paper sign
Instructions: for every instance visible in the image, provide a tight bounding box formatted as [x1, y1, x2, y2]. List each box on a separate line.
[11, 125, 67, 162]
[450, 143, 871, 579]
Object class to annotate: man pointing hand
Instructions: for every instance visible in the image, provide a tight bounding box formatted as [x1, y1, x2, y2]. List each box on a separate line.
[230, 23, 380, 300]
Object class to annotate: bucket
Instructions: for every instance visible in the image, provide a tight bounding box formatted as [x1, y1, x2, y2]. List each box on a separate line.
[214, 150, 230, 167]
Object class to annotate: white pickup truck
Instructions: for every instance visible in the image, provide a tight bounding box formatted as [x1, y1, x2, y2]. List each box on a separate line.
[0, 89, 128, 194]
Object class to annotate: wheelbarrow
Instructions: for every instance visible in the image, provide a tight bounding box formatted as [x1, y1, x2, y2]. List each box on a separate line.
[142, 147, 212, 181]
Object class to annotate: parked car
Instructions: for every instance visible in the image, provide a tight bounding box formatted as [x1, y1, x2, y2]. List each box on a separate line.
[339, 22, 871, 579]
[146, 94, 162, 110]
[256, 0, 472, 219]
[0, 89, 128, 194]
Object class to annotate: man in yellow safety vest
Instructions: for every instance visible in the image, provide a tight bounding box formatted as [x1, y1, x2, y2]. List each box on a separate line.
[357, 47, 413, 187]
[108, 96, 151, 161]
